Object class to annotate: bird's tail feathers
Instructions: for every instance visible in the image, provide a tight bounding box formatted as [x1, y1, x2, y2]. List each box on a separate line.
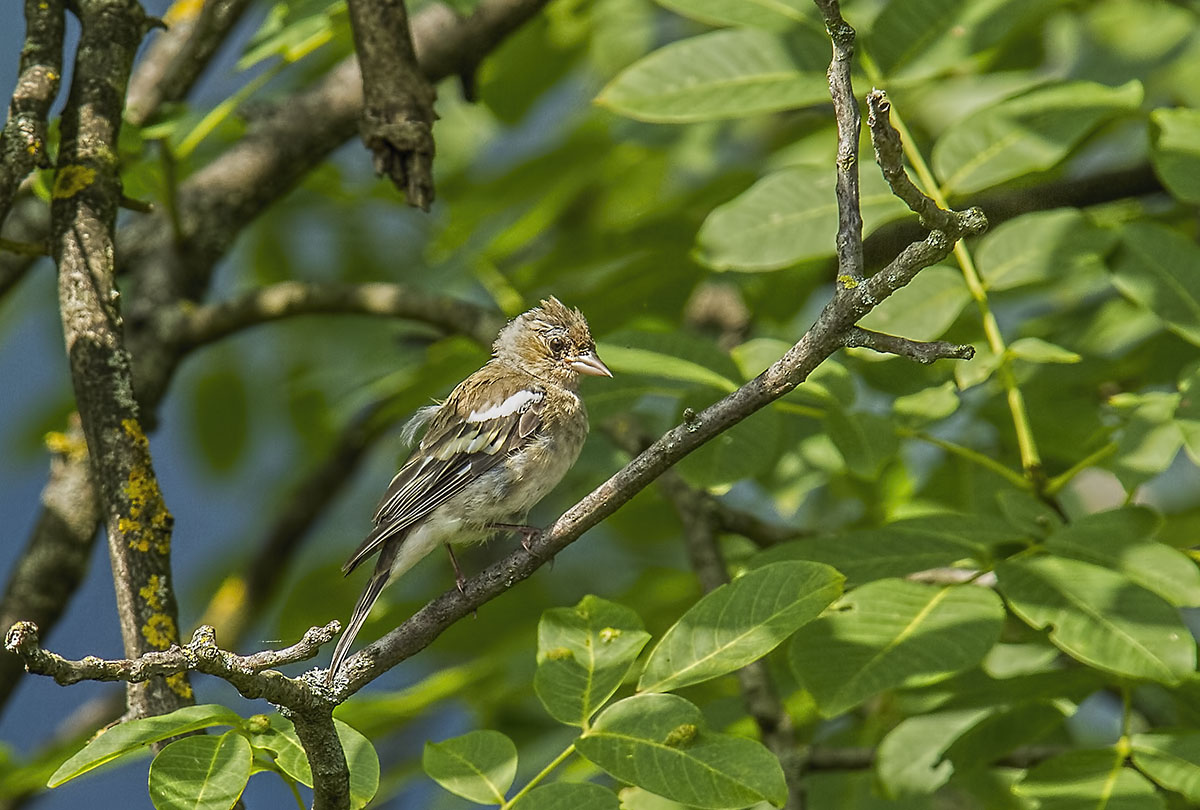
[326, 569, 389, 686]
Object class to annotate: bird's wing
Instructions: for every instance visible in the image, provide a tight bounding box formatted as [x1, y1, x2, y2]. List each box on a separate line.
[341, 376, 547, 574]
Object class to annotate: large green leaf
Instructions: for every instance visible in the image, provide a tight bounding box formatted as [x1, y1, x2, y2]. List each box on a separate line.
[248, 714, 310, 786]
[148, 731, 251, 810]
[596, 29, 827, 122]
[750, 513, 1004, 587]
[638, 561, 843, 693]
[597, 331, 740, 392]
[48, 704, 244, 787]
[789, 580, 1005, 717]
[932, 80, 1143, 196]
[576, 694, 787, 809]
[856, 266, 971, 342]
[656, 0, 813, 31]
[875, 709, 988, 797]
[1131, 731, 1200, 802]
[510, 781, 620, 810]
[1111, 222, 1200, 348]
[423, 730, 518, 805]
[1150, 107, 1200, 204]
[696, 165, 910, 272]
[1045, 507, 1200, 606]
[996, 555, 1196, 683]
[535, 595, 651, 727]
[975, 208, 1115, 291]
[1106, 391, 1185, 490]
[335, 719, 379, 810]
[1015, 749, 1164, 810]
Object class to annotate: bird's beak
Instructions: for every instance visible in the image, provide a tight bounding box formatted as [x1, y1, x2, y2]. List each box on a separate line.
[570, 350, 613, 378]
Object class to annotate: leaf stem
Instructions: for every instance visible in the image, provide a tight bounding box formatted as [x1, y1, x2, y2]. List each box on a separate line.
[898, 428, 1030, 490]
[1045, 443, 1118, 495]
[500, 742, 577, 809]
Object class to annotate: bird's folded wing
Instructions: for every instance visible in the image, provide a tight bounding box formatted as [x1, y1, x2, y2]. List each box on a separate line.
[341, 384, 547, 574]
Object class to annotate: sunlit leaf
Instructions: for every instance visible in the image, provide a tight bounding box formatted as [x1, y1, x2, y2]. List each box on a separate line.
[1015, 749, 1163, 810]
[148, 731, 251, 810]
[1111, 222, 1200, 348]
[510, 781, 620, 810]
[423, 730, 517, 805]
[1150, 107, 1200, 204]
[857, 266, 971, 342]
[656, 0, 813, 31]
[1131, 731, 1200, 802]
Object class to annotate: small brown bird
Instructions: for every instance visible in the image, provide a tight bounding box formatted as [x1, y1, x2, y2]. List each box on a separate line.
[326, 297, 611, 684]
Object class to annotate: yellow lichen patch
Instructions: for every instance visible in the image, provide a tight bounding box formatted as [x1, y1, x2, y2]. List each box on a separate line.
[44, 430, 88, 462]
[164, 0, 204, 25]
[139, 574, 167, 611]
[121, 419, 173, 555]
[52, 165, 96, 199]
[837, 274, 859, 290]
[165, 671, 193, 699]
[143, 613, 177, 649]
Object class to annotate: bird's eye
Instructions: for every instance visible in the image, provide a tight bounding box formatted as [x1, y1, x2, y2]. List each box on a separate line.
[548, 336, 566, 355]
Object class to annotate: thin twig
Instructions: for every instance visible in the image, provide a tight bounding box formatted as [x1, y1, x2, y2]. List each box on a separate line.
[842, 326, 975, 364]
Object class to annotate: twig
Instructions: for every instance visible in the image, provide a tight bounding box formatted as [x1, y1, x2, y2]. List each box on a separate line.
[841, 326, 975, 364]
[347, 0, 437, 209]
[124, 0, 255, 127]
[5, 622, 338, 686]
[866, 89, 956, 231]
[51, 0, 192, 720]
[0, 0, 64, 225]
[812, 0, 864, 287]
[178, 281, 505, 350]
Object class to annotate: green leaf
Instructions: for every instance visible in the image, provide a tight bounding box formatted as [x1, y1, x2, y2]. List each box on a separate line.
[248, 714, 310, 786]
[749, 513, 1003, 586]
[1045, 507, 1200, 607]
[596, 29, 827, 123]
[148, 731, 252, 810]
[1131, 731, 1200, 801]
[996, 555, 1196, 683]
[596, 335, 739, 392]
[1111, 222, 1200, 348]
[1178, 366, 1200, 466]
[510, 781, 620, 810]
[976, 208, 1115, 291]
[893, 382, 960, 427]
[638, 561, 843, 693]
[423, 730, 518, 804]
[655, 0, 813, 31]
[335, 720, 379, 810]
[824, 409, 900, 480]
[875, 709, 988, 796]
[577, 693, 787, 809]
[48, 705, 244, 787]
[788, 580, 1005, 717]
[856, 265, 971, 342]
[676, 396, 784, 488]
[239, 0, 348, 69]
[1015, 749, 1163, 810]
[696, 165, 910, 271]
[1150, 107, 1200, 204]
[1007, 337, 1082, 365]
[1107, 391, 1183, 490]
[932, 80, 1143, 196]
[535, 595, 651, 727]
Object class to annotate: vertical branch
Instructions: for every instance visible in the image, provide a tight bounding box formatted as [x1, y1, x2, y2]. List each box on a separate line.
[811, 0, 863, 288]
[52, 0, 193, 718]
[290, 710, 351, 810]
[346, 0, 437, 209]
[0, 0, 64, 224]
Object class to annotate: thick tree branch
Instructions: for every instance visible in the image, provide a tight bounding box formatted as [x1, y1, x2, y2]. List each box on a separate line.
[347, 0, 437, 209]
[124, 0, 255, 127]
[841, 326, 975, 364]
[51, 0, 192, 719]
[0, 0, 64, 226]
[178, 281, 505, 350]
[812, 0, 864, 286]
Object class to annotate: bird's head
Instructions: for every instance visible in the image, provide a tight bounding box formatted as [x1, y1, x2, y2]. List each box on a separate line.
[493, 297, 612, 389]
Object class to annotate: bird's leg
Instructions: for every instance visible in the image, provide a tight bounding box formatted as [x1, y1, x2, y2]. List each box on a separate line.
[445, 545, 468, 594]
[489, 522, 541, 553]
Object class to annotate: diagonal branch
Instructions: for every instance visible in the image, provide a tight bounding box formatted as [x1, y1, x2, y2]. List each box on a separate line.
[347, 0, 437, 209]
[841, 326, 975, 364]
[124, 0, 255, 127]
[0, 0, 64, 226]
[178, 281, 505, 350]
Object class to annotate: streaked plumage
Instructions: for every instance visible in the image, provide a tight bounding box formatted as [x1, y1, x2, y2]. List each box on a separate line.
[326, 297, 611, 684]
